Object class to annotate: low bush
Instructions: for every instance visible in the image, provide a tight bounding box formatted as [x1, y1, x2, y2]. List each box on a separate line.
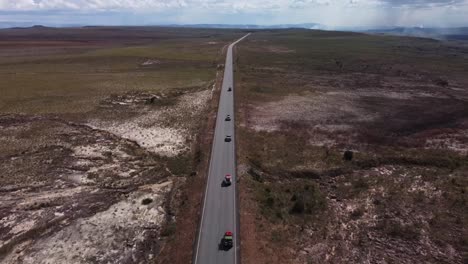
[290, 197, 305, 214]
[343, 150, 354, 161]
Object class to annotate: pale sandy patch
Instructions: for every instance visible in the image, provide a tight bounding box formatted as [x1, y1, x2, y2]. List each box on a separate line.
[250, 93, 378, 132]
[89, 89, 211, 156]
[18, 182, 172, 264]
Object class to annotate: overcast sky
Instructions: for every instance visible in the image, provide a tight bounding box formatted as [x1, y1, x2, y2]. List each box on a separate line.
[0, 0, 467, 28]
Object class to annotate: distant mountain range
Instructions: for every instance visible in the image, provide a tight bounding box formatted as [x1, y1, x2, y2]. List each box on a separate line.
[0, 22, 83, 29]
[0, 22, 324, 30]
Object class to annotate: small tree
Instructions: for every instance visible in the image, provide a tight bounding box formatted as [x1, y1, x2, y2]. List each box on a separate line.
[434, 78, 449, 87]
[141, 198, 153, 205]
[343, 150, 353, 161]
[290, 197, 305, 214]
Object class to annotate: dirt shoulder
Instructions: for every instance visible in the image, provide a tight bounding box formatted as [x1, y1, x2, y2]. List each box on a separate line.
[155, 45, 228, 264]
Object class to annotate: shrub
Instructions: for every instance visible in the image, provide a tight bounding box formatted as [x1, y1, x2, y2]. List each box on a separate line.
[377, 219, 420, 240]
[147, 96, 156, 104]
[161, 222, 176, 237]
[350, 208, 364, 220]
[141, 198, 153, 205]
[166, 154, 192, 176]
[386, 222, 420, 240]
[304, 185, 327, 213]
[275, 211, 283, 219]
[290, 194, 297, 201]
[265, 197, 275, 207]
[271, 230, 283, 242]
[249, 167, 263, 182]
[343, 150, 354, 161]
[433, 77, 449, 87]
[353, 178, 369, 191]
[290, 197, 305, 214]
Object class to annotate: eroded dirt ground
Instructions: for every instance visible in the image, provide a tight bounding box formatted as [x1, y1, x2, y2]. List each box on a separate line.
[0, 88, 213, 263]
[236, 31, 468, 264]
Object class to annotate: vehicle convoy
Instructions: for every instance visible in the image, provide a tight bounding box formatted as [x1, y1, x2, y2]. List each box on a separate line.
[219, 231, 233, 250]
[223, 174, 232, 186]
[194, 34, 249, 264]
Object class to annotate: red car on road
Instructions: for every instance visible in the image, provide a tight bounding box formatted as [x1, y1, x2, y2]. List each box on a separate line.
[220, 231, 233, 250]
[223, 174, 232, 186]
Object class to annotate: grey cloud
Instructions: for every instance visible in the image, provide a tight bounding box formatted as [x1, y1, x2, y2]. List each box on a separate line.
[379, 0, 467, 6]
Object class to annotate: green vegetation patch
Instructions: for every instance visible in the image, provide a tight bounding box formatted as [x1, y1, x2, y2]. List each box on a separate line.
[0, 28, 242, 114]
[252, 178, 327, 223]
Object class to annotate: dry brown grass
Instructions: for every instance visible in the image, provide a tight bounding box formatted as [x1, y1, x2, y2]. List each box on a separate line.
[236, 30, 468, 264]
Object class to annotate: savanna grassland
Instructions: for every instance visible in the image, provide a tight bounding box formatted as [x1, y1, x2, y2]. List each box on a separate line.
[0, 26, 245, 263]
[235, 30, 468, 264]
[0, 26, 241, 114]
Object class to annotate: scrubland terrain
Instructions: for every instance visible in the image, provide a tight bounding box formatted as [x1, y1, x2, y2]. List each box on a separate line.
[0, 26, 244, 263]
[235, 30, 468, 263]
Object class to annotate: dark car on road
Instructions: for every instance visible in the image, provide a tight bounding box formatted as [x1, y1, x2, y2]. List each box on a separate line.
[228, 87, 232, 92]
[219, 231, 233, 250]
[224, 135, 232, 142]
[225, 115, 231, 121]
[222, 174, 232, 187]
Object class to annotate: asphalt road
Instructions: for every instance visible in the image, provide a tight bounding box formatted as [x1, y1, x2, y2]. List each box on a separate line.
[194, 33, 250, 264]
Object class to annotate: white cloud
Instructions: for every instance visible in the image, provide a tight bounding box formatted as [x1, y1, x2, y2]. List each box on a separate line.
[0, 0, 190, 11]
[0, 0, 444, 11]
[0, 0, 467, 27]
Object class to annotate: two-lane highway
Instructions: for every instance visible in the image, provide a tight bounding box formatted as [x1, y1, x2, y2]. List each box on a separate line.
[194, 33, 250, 264]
